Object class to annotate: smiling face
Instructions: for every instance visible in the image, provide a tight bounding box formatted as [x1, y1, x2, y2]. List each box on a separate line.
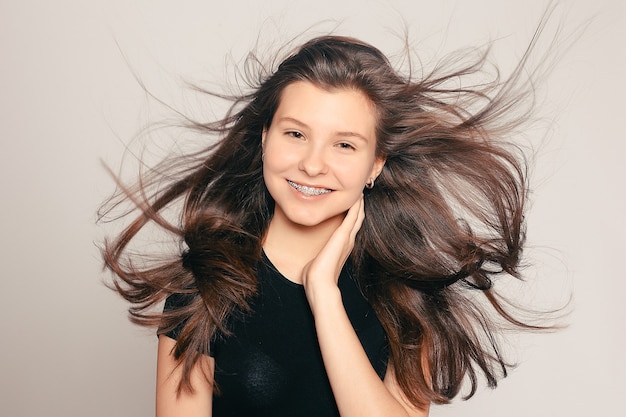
[262, 81, 385, 231]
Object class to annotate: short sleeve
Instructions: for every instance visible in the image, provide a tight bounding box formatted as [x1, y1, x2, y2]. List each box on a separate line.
[160, 292, 216, 357]
[161, 292, 193, 341]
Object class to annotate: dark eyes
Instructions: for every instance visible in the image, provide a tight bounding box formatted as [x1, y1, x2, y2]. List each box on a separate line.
[337, 142, 356, 150]
[285, 131, 356, 151]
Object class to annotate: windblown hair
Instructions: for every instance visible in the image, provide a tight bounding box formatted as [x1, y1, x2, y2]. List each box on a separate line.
[101, 27, 554, 407]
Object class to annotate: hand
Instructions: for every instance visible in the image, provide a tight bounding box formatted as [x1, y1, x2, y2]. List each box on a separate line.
[302, 195, 365, 309]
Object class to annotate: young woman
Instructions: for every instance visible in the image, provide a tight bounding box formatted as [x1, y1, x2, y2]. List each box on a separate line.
[102, 33, 551, 416]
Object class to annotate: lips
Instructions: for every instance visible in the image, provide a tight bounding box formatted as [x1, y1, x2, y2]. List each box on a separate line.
[287, 180, 332, 196]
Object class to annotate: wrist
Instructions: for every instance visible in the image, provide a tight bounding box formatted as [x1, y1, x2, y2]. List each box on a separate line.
[304, 281, 342, 317]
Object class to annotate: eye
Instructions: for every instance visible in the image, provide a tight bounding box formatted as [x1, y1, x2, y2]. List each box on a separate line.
[336, 142, 356, 151]
[286, 131, 304, 139]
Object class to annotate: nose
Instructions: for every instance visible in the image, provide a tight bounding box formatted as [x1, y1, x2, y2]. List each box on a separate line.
[298, 145, 328, 176]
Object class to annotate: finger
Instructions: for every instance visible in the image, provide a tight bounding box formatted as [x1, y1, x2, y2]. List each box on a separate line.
[316, 197, 363, 259]
[332, 196, 363, 246]
[349, 195, 365, 242]
[304, 197, 365, 284]
[324, 197, 361, 246]
[343, 196, 363, 227]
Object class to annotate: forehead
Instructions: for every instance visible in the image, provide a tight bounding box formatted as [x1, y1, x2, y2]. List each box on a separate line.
[273, 81, 377, 137]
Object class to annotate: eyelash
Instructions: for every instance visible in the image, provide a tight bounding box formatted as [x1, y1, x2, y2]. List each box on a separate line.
[337, 142, 356, 150]
[285, 131, 356, 151]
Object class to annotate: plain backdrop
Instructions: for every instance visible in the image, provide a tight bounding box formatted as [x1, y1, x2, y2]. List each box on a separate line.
[1, 0, 624, 416]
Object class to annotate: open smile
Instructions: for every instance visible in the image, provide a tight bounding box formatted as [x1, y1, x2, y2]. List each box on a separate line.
[287, 180, 332, 196]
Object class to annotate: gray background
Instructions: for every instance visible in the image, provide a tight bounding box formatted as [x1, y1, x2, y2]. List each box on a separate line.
[1, 0, 624, 416]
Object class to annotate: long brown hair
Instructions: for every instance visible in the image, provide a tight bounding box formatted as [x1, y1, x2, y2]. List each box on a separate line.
[101, 26, 556, 407]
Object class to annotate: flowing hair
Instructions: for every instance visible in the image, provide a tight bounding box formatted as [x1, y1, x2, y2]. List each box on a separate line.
[100, 20, 562, 407]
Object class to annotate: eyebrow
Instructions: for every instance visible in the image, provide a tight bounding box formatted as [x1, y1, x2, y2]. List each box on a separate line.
[277, 116, 371, 142]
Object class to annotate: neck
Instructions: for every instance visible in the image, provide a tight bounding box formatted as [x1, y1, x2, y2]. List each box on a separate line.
[262, 210, 343, 283]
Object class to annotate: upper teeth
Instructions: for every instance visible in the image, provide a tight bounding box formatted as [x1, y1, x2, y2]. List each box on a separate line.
[288, 180, 331, 196]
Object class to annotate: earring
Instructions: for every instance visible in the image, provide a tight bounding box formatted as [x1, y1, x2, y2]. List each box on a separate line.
[365, 177, 375, 189]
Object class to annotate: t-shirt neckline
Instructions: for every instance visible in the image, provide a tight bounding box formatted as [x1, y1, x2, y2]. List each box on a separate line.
[261, 249, 305, 289]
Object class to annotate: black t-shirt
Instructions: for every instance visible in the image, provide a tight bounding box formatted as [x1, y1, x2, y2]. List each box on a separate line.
[164, 252, 388, 417]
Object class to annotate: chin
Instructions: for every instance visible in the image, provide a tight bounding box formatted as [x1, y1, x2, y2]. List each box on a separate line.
[287, 210, 346, 229]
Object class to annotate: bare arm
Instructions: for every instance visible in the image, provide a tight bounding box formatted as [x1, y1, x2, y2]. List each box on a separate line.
[310, 284, 428, 417]
[303, 197, 429, 417]
[156, 335, 214, 417]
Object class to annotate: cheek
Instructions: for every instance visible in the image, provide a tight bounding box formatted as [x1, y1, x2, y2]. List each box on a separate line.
[263, 139, 298, 169]
[262, 149, 285, 177]
[335, 159, 375, 185]
[262, 146, 296, 196]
